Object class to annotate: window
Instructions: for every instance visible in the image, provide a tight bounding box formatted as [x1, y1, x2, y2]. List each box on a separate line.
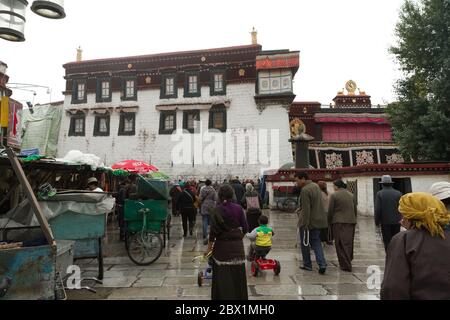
[72, 80, 87, 104]
[209, 105, 227, 132]
[118, 112, 136, 135]
[122, 78, 137, 100]
[159, 111, 177, 134]
[102, 82, 110, 98]
[161, 74, 177, 98]
[126, 80, 134, 97]
[93, 115, 110, 136]
[68, 113, 85, 136]
[184, 72, 200, 97]
[258, 69, 292, 94]
[166, 77, 174, 95]
[211, 71, 226, 95]
[96, 78, 111, 102]
[183, 110, 200, 133]
[77, 83, 85, 100]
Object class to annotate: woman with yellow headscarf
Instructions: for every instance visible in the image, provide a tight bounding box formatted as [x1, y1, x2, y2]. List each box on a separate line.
[381, 192, 450, 300]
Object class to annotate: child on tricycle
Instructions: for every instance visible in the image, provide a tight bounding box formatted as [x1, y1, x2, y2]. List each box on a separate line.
[246, 215, 280, 276]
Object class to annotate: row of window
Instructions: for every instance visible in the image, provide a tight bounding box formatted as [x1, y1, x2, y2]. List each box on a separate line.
[71, 71, 226, 104]
[68, 106, 227, 137]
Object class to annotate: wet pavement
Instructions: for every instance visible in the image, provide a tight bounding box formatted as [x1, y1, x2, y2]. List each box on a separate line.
[66, 210, 385, 300]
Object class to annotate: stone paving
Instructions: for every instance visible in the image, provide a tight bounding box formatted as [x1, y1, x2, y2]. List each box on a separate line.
[66, 210, 385, 300]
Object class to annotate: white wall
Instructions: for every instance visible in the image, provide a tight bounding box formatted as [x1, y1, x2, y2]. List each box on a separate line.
[345, 174, 450, 216]
[266, 174, 450, 216]
[57, 83, 293, 181]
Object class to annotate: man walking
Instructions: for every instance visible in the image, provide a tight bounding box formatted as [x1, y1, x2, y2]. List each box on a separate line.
[375, 175, 402, 251]
[295, 172, 328, 274]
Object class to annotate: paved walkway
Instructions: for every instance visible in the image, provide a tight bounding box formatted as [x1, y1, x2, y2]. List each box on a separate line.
[67, 210, 385, 300]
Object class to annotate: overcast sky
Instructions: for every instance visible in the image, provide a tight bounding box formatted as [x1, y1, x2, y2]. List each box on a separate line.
[1, 0, 405, 106]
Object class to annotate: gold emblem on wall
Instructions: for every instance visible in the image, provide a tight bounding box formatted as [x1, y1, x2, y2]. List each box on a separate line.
[239, 68, 245, 77]
[290, 118, 306, 138]
[145, 76, 151, 84]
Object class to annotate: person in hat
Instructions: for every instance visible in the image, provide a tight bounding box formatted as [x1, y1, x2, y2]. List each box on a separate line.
[381, 192, 450, 300]
[430, 181, 450, 211]
[375, 175, 402, 251]
[87, 177, 103, 192]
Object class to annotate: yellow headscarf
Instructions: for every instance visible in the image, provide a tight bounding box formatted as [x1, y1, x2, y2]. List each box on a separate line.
[399, 192, 450, 238]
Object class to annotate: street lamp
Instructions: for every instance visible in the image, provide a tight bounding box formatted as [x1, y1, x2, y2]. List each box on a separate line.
[31, 0, 65, 19]
[0, 0, 28, 42]
[0, 0, 65, 42]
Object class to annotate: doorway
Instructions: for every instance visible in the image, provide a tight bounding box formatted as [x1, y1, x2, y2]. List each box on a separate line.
[373, 177, 412, 207]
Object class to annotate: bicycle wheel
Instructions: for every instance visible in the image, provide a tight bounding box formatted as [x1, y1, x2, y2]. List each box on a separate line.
[283, 199, 298, 212]
[126, 232, 163, 266]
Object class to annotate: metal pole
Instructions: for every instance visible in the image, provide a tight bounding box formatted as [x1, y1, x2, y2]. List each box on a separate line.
[5, 147, 56, 251]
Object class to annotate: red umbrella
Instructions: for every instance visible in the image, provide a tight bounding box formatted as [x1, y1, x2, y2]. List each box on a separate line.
[111, 160, 158, 174]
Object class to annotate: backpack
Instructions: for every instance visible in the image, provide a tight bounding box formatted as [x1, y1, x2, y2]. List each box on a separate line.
[246, 195, 260, 210]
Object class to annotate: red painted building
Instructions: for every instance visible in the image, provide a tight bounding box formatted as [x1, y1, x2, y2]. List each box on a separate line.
[289, 81, 402, 169]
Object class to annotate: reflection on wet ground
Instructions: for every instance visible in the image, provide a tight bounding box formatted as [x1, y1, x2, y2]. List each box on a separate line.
[67, 210, 385, 300]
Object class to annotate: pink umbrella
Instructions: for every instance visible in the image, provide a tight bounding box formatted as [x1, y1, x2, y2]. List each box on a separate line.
[111, 160, 159, 174]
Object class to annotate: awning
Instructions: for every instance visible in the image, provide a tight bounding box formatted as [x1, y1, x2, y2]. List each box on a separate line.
[315, 113, 389, 124]
[156, 99, 231, 111]
[115, 106, 139, 113]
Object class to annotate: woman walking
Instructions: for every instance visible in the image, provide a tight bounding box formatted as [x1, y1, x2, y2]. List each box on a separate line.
[381, 192, 450, 299]
[327, 179, 357, 272]
[176, 182, 197, 237]
[199, 179, 218, 245]
[240, 183, 262, 210]
[206, 184, 249, 300]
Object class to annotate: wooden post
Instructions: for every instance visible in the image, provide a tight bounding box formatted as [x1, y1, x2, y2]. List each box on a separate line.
[5, 147, 56, 250]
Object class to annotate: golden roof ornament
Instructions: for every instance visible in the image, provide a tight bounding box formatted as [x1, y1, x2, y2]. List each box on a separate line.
[251, 27, 258, 45]
[345, 80, 357, 95]
[76, 46, 82, 62]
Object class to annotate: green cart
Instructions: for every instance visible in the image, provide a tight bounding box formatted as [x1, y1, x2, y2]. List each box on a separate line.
[124, 178, 169, 265]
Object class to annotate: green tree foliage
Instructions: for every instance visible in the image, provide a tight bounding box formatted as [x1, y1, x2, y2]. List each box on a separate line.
[387, 0, 450, 161]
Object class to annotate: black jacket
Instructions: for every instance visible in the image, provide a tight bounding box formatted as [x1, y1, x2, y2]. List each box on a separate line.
[176, 188, 196, 210]
[375, 186, 403, 225]
[231, 182, 245, 204]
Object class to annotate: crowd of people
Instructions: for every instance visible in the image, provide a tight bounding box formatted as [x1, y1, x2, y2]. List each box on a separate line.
[168, 177, 264, 299]
[104, 172, 450, 300]
[293, 172, 450, 300]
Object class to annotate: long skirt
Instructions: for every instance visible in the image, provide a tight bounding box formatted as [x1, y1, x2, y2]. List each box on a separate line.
[332, 223, 355, 272]
[211, 260, 248, 300]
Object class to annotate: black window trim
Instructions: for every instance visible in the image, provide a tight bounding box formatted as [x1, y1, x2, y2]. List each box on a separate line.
[121, 76, 138, 101]
[210, 69, 226, 96]
[182, 110, 200, 134]
[208, 105, 227, 132]
[160, 73, 178, 99]
[68, 112, 86, 136]
[71, 79, 87, 104]
[118, 112, 136, 136]
[184, 71, 201, 98]
[159, 110, 177, 135]
[93, 113, 111, 137]
[96, 77, 112, 103]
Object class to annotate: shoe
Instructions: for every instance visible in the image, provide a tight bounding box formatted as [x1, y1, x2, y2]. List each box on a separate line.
[203, 238, 208, 245]
[318, 267, 326, 275]
[299, 266, 313, 271]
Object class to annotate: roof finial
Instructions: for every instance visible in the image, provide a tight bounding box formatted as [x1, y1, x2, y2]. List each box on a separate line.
[76, 46, 83, 62]
[251, 27, 258, 45]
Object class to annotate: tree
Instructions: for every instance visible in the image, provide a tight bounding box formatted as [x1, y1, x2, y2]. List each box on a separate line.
[387, 0, 450, 161]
